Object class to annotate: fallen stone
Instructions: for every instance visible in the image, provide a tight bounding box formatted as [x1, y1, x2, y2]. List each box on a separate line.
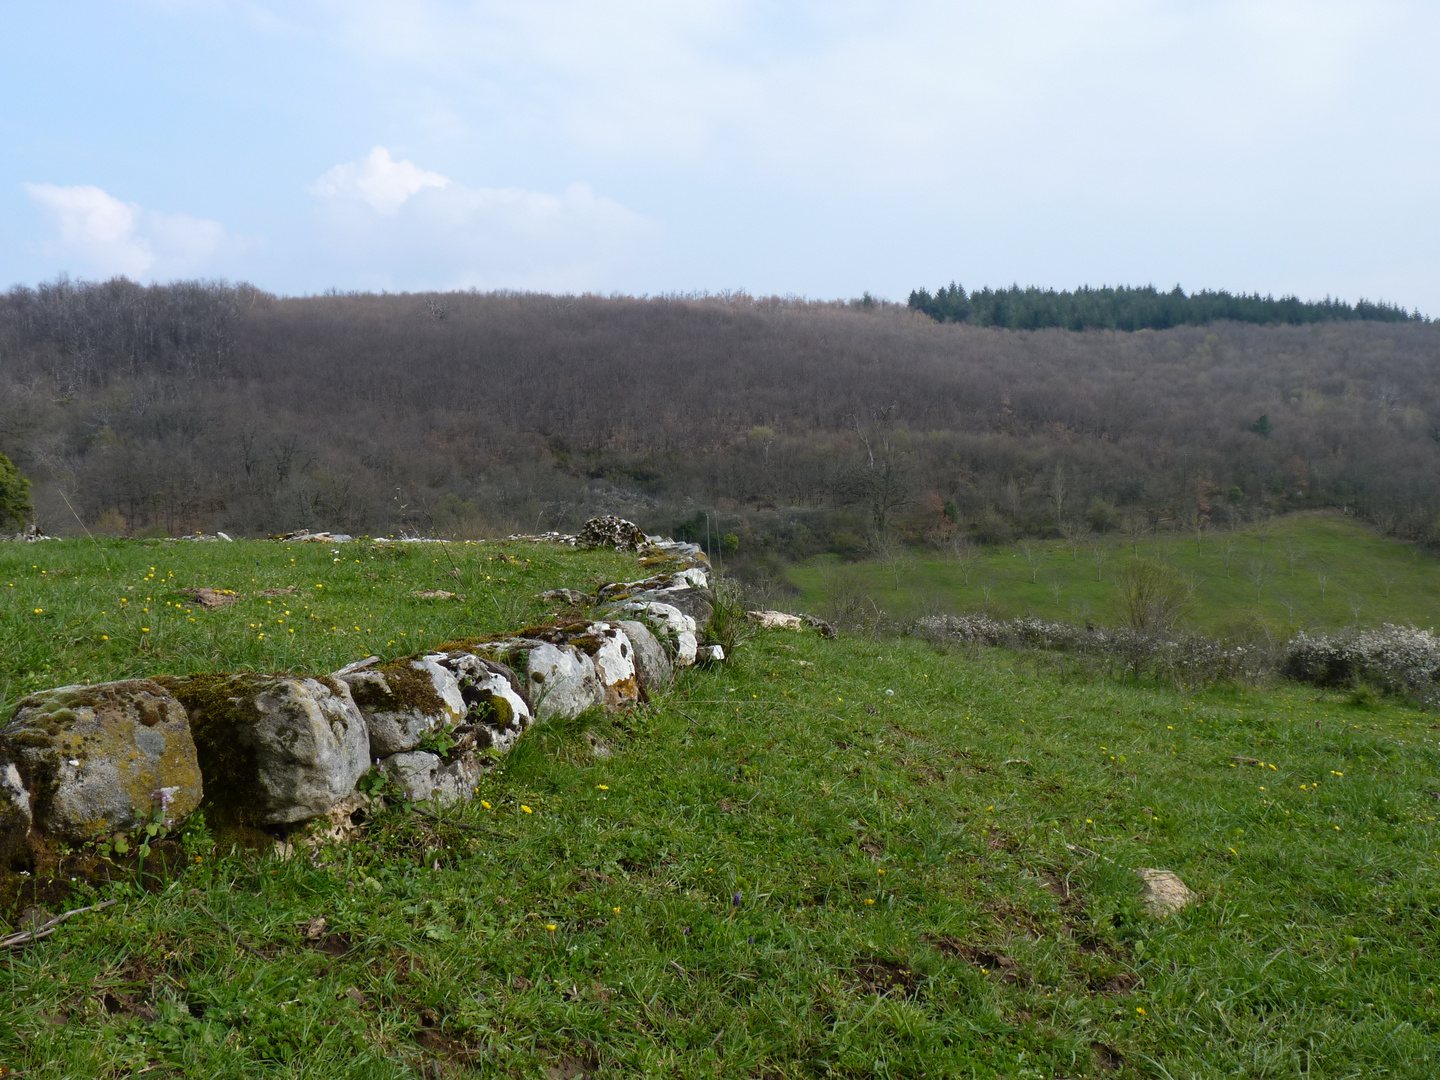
[157, 674, 368, 827]
[338, 656, 466, 757]
[0, 680, 203, 851]
[616, 619, 672, 690]
[1136, 868, 1195, 917]
[696, 644, 726, 663]
[748, 610, 805, 630]
[382, 749, 485, 805]
[578, 515, 647, 552]
[539, 588, 590, 606]
[412, 590, 462, 601]
[177, 587, 240, 609]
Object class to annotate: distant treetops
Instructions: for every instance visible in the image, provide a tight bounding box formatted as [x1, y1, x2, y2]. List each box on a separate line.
[906, 283, 1426, 331]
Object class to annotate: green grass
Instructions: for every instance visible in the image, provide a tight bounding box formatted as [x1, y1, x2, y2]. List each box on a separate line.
[4, 539, 1440, 1077]
[0, 536, 641, 716]
[788, 513, 1440, 635]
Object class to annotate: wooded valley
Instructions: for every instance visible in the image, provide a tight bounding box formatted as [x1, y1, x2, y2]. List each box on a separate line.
[2, 278, 1438, 569]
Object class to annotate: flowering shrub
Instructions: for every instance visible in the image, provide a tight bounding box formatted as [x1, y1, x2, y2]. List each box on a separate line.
[1283, 625, 1440, 707]
[912, 613, 1273, 687]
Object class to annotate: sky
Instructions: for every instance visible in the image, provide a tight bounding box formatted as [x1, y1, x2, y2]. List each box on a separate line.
[3, 1, 1438, 309]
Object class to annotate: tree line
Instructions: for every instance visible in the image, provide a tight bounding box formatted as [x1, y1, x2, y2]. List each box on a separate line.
[907, 283, 1425, 331]
[1, 279, 1438, 568]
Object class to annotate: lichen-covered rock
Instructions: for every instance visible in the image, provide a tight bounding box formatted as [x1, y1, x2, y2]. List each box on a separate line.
[382, 749, 485, 806]
[627, 585, 714, 628]
[0, 680, 202, 848]
[338, 655, 465, 757]
[470, 639, 605, 719]
[1137, 868, 1195, 917]
[157, 674, 368, 826]
[608, 600, 698, 667]
[748, 610, 805, 630]
[438, 653, 533, 755]
[617, 619, 672, 690]
[567, 622, 638, 707]
[578, 515, 646, 551]
[0, 762, 33, 861]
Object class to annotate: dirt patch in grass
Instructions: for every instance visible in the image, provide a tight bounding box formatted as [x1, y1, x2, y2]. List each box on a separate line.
[851, 957, 920, 998]
[928, 937, 1032, 985]
[1092, 1042, 1126, 1071]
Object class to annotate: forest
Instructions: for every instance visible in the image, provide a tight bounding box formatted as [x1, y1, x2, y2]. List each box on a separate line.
[1, 277, 1439, 573]
[907, 282, 1425, 331]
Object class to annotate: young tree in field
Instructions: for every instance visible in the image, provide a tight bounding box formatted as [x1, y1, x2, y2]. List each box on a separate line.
[0, 451, 33, 529]
[1122, 514, 1148, 557]
[949, 535, 978, 586]
[1113, 558, 1191, 636]
[1218, 533, 1239, 578]
[1020, 539, 1043, 584]
[1282, 535, 1306, 576]
[1058, 520, 1088, 560]
[1314, 569, 1330, 601]
[1089, 539, 1111, 582]
[1246, 559, 1272, 601]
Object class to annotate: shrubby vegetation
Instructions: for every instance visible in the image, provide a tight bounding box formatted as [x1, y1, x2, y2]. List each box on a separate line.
[908, 282, 1425, 330]
[2, 278, 1439, 561]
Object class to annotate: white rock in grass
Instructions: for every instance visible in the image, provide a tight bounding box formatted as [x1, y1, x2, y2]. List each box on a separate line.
[158, 674, 369, 827]
[617, 620, 672, 690]
[339, 656, 465, 757]
[441, 653, 534, 755]
[382, 750, 482, 805]
[469, 640, 604, 721]
[1136, 868, 1195, 917]
[610, 601, 698, 667]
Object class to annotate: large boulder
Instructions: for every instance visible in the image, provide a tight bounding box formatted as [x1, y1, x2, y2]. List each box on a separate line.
[617, 619, 672, 690]
[565, 622, 638, 707]
[0, 680, 203, 851]
[578, 515, 646, 551]
[157, 674, 369, 827]
[338, 655, 465, 757]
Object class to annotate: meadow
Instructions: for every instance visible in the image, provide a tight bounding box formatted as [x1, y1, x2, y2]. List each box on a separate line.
[787, 514, 1440, 636]
[2, 537, 1439, 1078]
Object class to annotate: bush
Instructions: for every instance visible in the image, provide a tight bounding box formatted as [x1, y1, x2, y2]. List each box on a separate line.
[0, 451, 32, 530]
[1283, 625, 1440, 708]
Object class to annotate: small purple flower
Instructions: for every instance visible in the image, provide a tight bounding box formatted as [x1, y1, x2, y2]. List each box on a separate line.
[683, 926, 690, 935]
[733, 892, 741, 907]
[748, 935, 754, 944]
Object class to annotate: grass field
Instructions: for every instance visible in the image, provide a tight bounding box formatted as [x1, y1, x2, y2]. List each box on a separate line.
[787, 514, 1440, 635]
[4, 539, 1440, 1078]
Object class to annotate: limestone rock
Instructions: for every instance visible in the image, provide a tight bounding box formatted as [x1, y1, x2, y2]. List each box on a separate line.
[697, 644, 726, 663]
[748, 610, 805, 630]
[0, 762, 34, 860]
[382, 749, 485, 805]
[608, 600, 698, 667]
[467, 639, 604, 721]
[158, 674, 368, 826]
[0, 680, 203, 848]
[578, 515, 647, 552]
[567, 622, 639, 707]
[338, 655, 465, 757]
[1137, 868, 1195, 917]
[617, 619, 672, 690]
[438, 653, 534, 755]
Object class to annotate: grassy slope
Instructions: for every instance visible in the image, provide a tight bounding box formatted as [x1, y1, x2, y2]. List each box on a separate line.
[3, 541, 1440, 1078]
[786, 514, 1440, 634]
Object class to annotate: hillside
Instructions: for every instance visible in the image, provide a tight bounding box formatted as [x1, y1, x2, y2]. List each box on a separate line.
[3, 538, 1439, 1078]
[2, 281, 1440, 556]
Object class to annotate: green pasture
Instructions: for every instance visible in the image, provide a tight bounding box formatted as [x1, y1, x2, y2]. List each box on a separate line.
[2, 538, 1440, 1077]
[788, 514, 1440, 634]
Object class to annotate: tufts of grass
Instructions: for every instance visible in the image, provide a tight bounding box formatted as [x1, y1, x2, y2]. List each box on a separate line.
[3, 540, 1440, 1076]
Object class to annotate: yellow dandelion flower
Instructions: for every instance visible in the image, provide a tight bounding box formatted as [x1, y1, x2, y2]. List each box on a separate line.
[863, 898, 875, 906]
[613, 906, 621, 914]
[597, 784, 609, 790]
[480, 800, 492, 810]
[521, 805, 533, 814]
[545, 923, 557, 932]
[1136, 1007, 1146, 1015]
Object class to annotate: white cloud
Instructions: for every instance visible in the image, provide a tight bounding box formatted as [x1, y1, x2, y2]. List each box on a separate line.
[311, 146, 450, 213]
[310, 149, 656, 291]
[23, 183, 245, 279]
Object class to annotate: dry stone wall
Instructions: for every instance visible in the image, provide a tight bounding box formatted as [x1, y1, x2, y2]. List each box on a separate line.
[0, 521, 715, 857]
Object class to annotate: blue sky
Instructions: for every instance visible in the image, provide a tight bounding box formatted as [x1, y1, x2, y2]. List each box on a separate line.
[4, 1, 1438, 308]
